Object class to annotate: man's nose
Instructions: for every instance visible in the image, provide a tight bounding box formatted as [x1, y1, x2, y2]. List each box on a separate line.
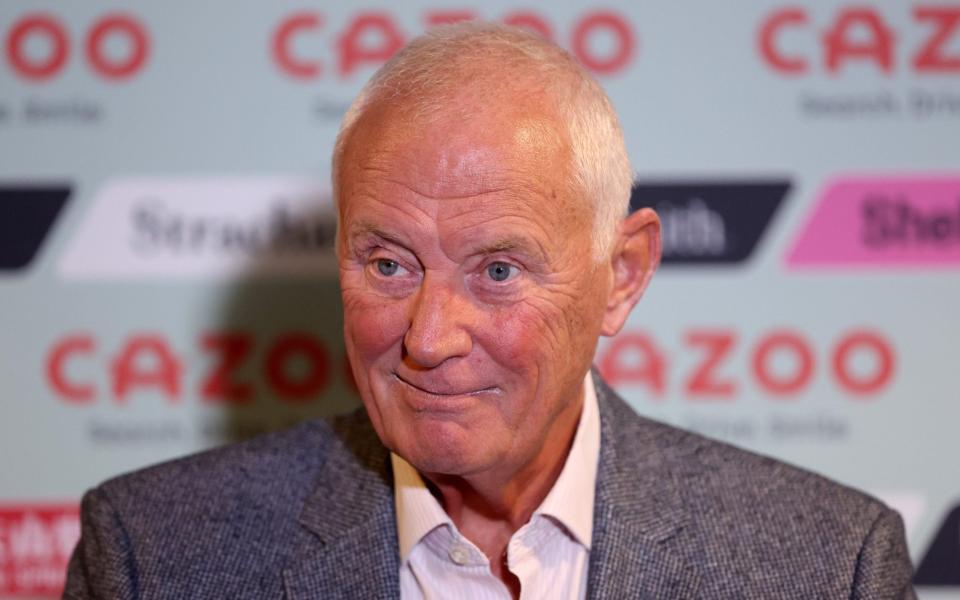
[403, 273, 473, 369]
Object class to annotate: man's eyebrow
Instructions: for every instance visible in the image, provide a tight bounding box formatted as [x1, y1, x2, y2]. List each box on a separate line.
[347, 221, 410, 248]
[477, 239, 521, 253]
[475, 236, 548, 263]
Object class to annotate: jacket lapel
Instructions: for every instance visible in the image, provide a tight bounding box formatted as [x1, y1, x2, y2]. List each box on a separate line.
[282, 376, 702, 599]
[283, 416, 400, 599]
[587, 374, 702, 599]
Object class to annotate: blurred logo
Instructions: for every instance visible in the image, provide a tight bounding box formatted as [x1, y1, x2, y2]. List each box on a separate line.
[4, 12, 149, 82]
[630, 180, 790, 265]
[757, 6, 960, 76]
[271, 9, 635, 80]
[0, 504, 79, 596]
[786, 176, 960, 269]
[599, 327, 895, 400]
[57, 177, 338, 280]
[46, 331, 343, 405]
[0, 184, 70, 272]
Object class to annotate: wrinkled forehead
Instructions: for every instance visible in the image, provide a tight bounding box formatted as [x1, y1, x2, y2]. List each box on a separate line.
[339, 88, 575, 200]
[334, 92, 599, 264]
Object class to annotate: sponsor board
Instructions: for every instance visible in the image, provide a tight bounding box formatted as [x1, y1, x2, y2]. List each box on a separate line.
[757, 5, 960, 120]
[0, 8, 636, 128]
[3, 13, 149, 82]
[0, 504, 79, 597]
[57, 177, 337, 280]
[630, 180, 790, 265]
[758, 6, 960, 77]
[0, 3, 957, 598]
[599, 327, 896, 401]
[787, 176, 960, 269]
[0, 185, 70, 272]
[45, 330, 349, 407]
[598, 326, 895, 445]
[270, 9, 636, 80]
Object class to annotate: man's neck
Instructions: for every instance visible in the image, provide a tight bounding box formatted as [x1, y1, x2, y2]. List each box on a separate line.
[421, 390, 583, 562]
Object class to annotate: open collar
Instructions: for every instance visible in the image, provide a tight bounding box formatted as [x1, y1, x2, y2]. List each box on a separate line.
[282, 371, 702, 599]
[535, 372, 600, 549]
[392, 372, 602, 562]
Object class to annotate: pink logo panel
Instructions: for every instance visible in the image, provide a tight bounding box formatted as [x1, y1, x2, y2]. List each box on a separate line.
[787, 176, 960, 268]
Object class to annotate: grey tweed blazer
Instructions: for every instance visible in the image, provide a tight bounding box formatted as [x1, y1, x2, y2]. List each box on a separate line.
[65, 374, 915, 599]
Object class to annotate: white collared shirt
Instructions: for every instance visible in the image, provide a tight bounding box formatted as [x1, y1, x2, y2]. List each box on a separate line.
[392, 373, 601, 600]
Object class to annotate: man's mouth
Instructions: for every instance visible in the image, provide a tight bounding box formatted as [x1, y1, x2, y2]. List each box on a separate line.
[393, 372, 497, 397]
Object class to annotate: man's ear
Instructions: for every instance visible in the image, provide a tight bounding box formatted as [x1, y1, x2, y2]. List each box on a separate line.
[600, 207, 661, 336]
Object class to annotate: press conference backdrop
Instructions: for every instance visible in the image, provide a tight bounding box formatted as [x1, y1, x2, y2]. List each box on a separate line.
[1, 1, 958, 597]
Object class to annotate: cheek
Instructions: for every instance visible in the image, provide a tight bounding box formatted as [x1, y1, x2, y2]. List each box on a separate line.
[488, 281, 605, 377]
[479, 300, 570, 373]
[341, 287, 409, 366]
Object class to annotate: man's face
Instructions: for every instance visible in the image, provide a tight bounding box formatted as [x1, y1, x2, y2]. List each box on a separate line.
[337, 100, 613, 479]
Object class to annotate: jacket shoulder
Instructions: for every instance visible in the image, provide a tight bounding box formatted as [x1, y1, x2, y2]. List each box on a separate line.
[69, 409, 380, 599]
[99, 416, 335, 510]
[596, 380, 912, 597]
[599, 380, 890, 524]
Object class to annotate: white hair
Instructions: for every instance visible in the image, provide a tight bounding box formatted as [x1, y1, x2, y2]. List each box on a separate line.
[332, 21, 633, 260]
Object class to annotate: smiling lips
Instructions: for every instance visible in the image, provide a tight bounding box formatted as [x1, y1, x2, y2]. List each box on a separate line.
[393, 372, 498, 400]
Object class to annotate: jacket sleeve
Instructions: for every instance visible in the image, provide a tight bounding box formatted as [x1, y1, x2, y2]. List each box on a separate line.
[63, 487, 139, 600]
[850, 507, 916, 600]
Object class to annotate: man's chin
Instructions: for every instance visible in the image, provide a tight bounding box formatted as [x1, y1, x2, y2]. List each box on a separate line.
[391, 434, 493, 478]
[403, 454, 474, 478]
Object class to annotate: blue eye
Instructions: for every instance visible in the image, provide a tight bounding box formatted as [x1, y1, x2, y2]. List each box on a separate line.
[377, 259, 399, 276]
[486, 262, 515, 282]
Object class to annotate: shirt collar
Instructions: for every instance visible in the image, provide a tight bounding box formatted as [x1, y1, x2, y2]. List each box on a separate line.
[534, 371, 600, 549]
[392, 448, 453, 562]
[391, 372, 601, 561]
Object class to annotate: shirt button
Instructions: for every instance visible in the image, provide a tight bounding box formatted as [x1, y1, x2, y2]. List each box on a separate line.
[449, 545, 470, 565]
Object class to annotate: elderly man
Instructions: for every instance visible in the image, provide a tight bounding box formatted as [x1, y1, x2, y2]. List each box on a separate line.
[66, 22, 915, 599]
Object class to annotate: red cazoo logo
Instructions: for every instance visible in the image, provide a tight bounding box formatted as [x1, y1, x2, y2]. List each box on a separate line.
[45, 331, 348, 405]
[272, 9, 635, 80]
[598, 327, 896, 400]
[758, 5, 960, 75]
[4, 12, 149, 82]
